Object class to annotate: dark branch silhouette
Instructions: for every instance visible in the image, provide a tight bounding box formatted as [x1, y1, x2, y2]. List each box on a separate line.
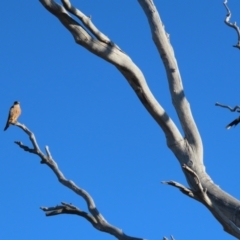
[215, 102, 240, 112]
[215, 102, 240, 129]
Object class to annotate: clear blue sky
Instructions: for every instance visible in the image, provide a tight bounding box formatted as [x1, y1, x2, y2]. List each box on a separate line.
[1, 1, 240, 239]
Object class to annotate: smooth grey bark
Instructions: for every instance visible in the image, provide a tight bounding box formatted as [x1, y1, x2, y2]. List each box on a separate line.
[14, 0, 240, 239]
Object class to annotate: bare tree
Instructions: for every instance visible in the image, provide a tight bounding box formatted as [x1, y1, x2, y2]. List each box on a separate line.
[11, 0, 240, 239]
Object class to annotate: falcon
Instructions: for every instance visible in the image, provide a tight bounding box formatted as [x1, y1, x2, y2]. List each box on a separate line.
[4, 101, 21, 131]
[226, 116, 240, 129]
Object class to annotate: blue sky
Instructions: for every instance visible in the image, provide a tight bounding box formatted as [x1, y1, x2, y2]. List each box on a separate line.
[1, 1, 240, 239]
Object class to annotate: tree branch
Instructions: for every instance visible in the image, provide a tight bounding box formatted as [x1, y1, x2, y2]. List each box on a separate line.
[14, 122, 145, 240]
[39, 0, 183, 151]
[61, 0, 122, 51]
[223, 0, 240, 49]
[215, 102, 240, 112]
[163, 165, 240, 237]
[136, 3, 240, 238]
[41, 202, 98, 225]
[138, 0, 202, 159]
[162, 180, 200, 202]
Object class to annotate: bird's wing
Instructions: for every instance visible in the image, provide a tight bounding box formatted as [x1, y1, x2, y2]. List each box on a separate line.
[3, 107, 13, 131]
[9, 104, 21, 122]
[226, 117, 240, 129]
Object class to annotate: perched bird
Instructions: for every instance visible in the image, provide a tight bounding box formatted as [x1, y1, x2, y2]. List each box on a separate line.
[226, 116, 240, 129]
[4, 101, 21, 131]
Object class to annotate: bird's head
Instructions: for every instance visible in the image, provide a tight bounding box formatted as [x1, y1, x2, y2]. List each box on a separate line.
[14, 101, 20, 105]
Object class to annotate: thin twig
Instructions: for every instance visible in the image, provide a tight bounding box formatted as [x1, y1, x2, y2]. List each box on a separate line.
[41, 202, 98, 225]
[161, 181, 199, 201]
[215, 102, 240, 112]
[223, 0, 240, 49]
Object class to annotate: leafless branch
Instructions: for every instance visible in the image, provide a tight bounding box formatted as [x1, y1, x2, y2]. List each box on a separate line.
[223, 0, 240, 49]
[215, 102, 240, 112]
[138, 0, 202, 158]
[61, 0, 122, 51]
[39, 0, 183, 151]
[41, 202, 98, 225]
[14, 122, 145, 240]
[182, 164, 212, 206]
[162, 164, 212, 205]
[137, 3, 240, 236]
[162, 181, 200, 201]
[164, 165, 240, 237]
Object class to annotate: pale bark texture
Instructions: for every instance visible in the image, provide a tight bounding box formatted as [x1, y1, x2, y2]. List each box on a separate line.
[13, 0, 240, 239]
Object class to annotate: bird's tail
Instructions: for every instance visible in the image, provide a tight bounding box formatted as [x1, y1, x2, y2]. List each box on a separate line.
[4, 123, 9, 131]
[226, 124, 232, 130]
[226, 117, 240, 130]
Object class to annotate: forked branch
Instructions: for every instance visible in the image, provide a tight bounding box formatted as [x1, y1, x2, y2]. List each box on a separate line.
[41, 202, 99, 227]
[138, 0, 202, 157]
[39, 0, 183, 151]
[14, 122, 144, 240]
[223, 0, 240, 49]
[163, 165, 240, 237]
